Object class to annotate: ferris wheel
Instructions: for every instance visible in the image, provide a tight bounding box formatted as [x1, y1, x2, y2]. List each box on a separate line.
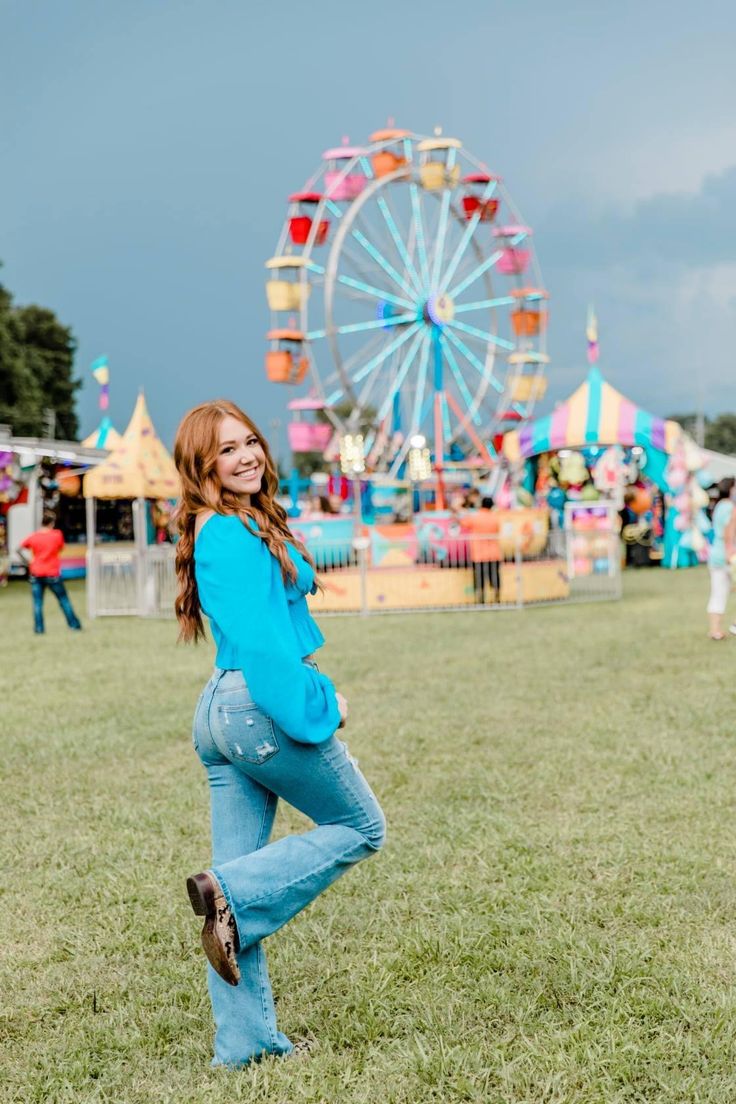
[264, 126, 549, 476]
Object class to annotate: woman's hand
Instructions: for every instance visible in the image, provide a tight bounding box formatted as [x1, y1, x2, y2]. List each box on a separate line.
[336, 692, 349, 729]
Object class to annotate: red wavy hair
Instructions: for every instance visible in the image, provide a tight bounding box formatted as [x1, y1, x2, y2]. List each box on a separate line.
[173, 399, 317, 643]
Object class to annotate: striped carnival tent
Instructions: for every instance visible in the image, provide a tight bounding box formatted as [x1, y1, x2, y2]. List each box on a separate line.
[501, 365, 709, 568]
[502, 366, 683, 467]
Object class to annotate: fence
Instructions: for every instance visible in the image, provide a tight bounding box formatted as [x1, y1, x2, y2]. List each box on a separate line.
[87, 544, 177, 618]
[87, 529, 621, 618]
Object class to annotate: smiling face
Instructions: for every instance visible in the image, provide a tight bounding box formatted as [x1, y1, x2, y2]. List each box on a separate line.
[215, 414, 267, 502]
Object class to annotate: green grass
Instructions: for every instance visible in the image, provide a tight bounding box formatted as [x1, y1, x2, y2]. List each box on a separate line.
[2, 569, 736, 1103]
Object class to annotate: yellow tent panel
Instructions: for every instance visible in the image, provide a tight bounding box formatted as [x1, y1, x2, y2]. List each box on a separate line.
[81, 421, 123, 450]
[83, 392, 180, 500]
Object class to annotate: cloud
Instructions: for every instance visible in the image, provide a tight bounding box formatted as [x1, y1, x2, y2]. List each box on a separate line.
[538, 164, 736, 271]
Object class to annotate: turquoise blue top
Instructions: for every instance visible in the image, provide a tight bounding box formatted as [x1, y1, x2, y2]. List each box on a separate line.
[709, 498, 734, 567]
[194, 513, 340, 744]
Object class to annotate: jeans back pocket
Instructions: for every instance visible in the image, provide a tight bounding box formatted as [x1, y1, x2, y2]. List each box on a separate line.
[215, 702, 280, 765]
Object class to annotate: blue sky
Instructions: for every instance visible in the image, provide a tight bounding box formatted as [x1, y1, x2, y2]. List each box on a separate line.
[2, 0, 736, 449]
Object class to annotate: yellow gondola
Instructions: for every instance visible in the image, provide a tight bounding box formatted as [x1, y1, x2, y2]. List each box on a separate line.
[265, 256, 312, 312]
[417, 137, 462, 191]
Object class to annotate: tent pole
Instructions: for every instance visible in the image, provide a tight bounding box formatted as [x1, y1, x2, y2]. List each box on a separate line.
[132, 496, 150, 615]
[85, 496, 96, 619]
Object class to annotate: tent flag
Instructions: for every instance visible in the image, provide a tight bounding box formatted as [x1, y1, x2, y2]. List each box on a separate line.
[586, 306, 599, 364]
[91, 355, 110, 410]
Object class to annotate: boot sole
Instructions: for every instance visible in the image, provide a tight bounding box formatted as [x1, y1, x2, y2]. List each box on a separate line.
[186, 872, 241, 987]
[186, 873, 214, 917]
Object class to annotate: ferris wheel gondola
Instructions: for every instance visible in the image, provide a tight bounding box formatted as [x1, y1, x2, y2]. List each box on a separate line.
[264, 127, 549, 478]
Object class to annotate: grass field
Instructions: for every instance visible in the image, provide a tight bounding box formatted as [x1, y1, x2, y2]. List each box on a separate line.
[2, 568, 736, 1103]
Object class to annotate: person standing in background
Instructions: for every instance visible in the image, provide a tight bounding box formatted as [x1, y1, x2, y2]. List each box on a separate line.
[457, 495, 502, 605]
[706, 478, 736, 640]
[17, 510, 82, 634]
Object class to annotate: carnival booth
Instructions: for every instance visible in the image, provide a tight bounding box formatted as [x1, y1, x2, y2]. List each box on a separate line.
[83, 392, 180, 616]
[502, 366, 705, 569]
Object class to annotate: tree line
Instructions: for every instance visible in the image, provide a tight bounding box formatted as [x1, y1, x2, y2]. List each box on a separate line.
[666, 413, 736, 456]
[0, 267, 80, 439]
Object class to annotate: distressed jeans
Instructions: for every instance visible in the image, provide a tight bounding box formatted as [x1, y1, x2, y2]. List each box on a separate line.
[30, 575, 82, 633]
[191, 666, 386, 1067]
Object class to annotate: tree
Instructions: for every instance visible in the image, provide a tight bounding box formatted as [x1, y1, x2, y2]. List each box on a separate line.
[667, 412, 703, 439]
[705, 414, 736, 456]
[668, 411, 736, 456]
[0, 273, 80, 438]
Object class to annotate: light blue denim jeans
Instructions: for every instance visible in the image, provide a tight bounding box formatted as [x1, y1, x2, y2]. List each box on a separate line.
[191, 665, 386, 1067]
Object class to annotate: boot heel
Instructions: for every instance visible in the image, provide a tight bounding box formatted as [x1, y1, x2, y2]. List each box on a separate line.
[186, 873, 213, 916]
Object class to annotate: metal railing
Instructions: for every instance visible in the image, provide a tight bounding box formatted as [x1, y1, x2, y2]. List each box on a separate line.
[87, 544, 177, 618]
[310, 529, 621, 616]
[86, 530, 621, 619]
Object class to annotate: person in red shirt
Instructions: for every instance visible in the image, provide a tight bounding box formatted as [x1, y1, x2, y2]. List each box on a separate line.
[18, 511, 82, 634]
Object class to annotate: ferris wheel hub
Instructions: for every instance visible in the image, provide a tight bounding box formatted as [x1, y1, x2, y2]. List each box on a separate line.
[424, 293, 455, 327]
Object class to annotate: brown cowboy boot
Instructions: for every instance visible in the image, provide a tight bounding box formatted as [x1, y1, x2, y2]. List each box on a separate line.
[186, 871, 241, 986]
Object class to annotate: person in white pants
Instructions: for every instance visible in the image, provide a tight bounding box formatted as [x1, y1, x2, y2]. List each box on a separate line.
[706, 478, 736, 640]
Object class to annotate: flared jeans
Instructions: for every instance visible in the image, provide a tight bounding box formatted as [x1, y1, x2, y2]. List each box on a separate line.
[192, 666, 386, 1067]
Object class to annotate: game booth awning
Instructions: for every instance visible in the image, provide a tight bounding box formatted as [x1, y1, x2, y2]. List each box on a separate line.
[83, 392, 179, 500]
[501, 366, 709, 568]
[502, 366, 683, 478]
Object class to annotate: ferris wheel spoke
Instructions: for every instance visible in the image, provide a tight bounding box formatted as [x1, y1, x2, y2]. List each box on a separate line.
[430, 187, 452, 290]
[447, 319, 515, 351]
[330, 312, 418, 338]
[375, 194, 423, 296]
[353, 335, 407, 428]
[443, 327, 504, 395]
[349, 226, 419, 303]
[409, 182, 430, 292]
[447, 251, 503, 300]
[373, 329, 425, 424]
[439, 334, 484, 427]
[338, 244, 397, 294]
[348, 320, 423, 389]
[437, 180, 498, 294]
[336, 274, 415, 311]
[387, 334, 432, 477]
[320, 330, 396, 406]
[408, 331, 432, 436]
[453, 296, 515, 314]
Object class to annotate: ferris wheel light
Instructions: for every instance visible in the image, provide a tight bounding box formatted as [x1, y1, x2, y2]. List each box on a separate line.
[408, 445, 432, 482]
[339, 433, 365, 475]
[410, 434, 426, 449]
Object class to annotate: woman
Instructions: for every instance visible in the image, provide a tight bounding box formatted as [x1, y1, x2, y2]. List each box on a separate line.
[173, 400, 385, 1067]
[706, 476, 736, 640]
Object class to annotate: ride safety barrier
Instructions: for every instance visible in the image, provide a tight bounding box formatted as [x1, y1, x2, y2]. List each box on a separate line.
[85, 526, 621, 619]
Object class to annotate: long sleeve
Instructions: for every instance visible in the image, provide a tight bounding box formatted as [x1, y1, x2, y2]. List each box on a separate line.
[195, 515, 341, 744]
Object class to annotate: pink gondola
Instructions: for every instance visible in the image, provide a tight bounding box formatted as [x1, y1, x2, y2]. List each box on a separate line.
[494, 224, 532, 275]
[287, 396, 333, 453]
[323, 142, 367, 202]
